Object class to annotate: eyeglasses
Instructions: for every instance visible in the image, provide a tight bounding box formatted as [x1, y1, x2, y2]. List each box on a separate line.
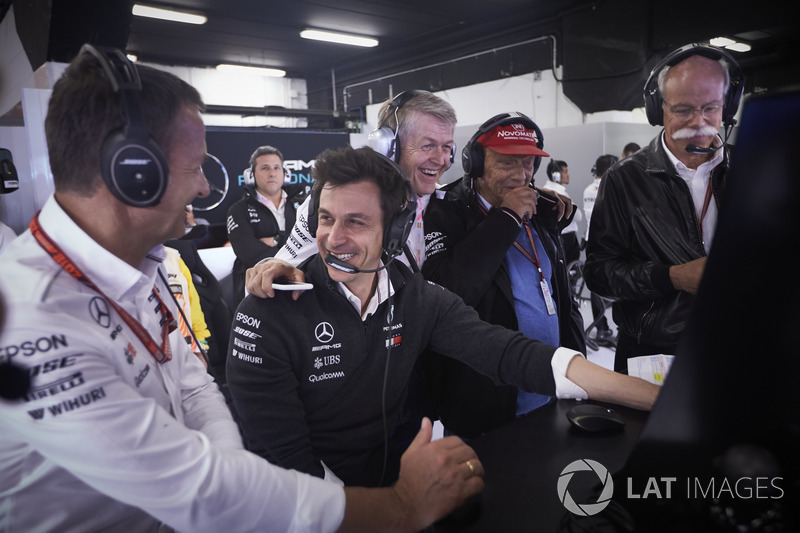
[663, 102, 723, 121]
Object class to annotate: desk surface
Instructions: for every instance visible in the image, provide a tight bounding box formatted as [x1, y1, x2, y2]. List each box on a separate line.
[437, 399, 649, 532]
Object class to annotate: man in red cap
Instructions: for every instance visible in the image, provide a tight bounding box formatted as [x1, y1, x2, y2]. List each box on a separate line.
[422, 112, 587, 439]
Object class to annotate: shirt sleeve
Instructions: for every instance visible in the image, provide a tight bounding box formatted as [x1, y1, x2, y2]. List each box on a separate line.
[0, 317, 345, 533]
[274, 195, 318, 267]
[550, 348, 589, 400]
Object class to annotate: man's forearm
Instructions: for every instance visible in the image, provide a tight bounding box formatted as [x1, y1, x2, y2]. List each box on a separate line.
[565, 355, 659, 411]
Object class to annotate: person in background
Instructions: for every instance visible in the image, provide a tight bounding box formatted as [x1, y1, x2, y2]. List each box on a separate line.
[542, 158, 581, 264]
[245, 90, 457, 295]
[0, 45, 483, 533]
[163, 245, 211, 365]
[621, 142, 640, 159]
[582, 155, 619, 347]
[585, 44, 743, 372]
[226, 145, 309, 307]
[421, 113, 587, 438]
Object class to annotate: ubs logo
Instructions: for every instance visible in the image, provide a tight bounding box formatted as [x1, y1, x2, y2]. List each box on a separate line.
[314, 322, 334, 343]
[89, 297, 111, 328]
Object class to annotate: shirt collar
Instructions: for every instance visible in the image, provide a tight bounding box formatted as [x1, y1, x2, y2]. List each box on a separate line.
[336, 261, 395, 320]
[256, 188, 287, 210]
[38, 195, 164, 301]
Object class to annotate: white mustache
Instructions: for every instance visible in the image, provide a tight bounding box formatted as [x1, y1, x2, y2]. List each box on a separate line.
[671, 126, 719, 140]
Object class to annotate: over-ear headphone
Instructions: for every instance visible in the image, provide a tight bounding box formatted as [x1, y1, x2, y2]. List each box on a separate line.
[0, 148, 19, 194]
[546, 159, 562, 183]
[462, 112, 545, 188]
[643, 43, 744, 127]
[368, 90, 456, 169]
[307, 152, 416, 259]
[81, 44, 169, 207]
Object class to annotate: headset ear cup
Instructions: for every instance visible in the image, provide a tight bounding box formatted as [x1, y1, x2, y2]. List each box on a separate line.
[383, 181, 416, 257]
[368, 127, 399, 160]
[101, 129, 168, 207]
[644, 82, 663, 126]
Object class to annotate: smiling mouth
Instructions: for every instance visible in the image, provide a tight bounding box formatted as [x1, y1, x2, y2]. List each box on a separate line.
[419, 168, 439, 177]
[330, 252, 354, 261]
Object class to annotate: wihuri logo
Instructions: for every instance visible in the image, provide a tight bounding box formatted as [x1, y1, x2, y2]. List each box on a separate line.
[557, 459, 614, 516]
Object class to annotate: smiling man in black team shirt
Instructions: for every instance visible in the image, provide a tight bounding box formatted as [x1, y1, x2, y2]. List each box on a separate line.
[226, 146, 659, 488]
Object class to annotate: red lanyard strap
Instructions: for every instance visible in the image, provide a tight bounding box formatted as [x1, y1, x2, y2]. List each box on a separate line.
[699, 179, 713, 236]
[30, 212, 175, 364]
[477, 202, 545, 280]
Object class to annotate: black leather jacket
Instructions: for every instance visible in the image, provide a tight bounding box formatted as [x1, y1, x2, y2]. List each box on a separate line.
[584, 133, 729, 352]
[421, 178, 585, 437]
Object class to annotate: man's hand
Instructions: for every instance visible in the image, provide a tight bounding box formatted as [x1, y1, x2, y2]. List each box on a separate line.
[392, 418, 484, 530]
[339, 418, 484, 532]
[501, 186, 538, 219]
[669, 257, 707, 294]
[539, 187, 573, 222]
[245, 259, 306, 300]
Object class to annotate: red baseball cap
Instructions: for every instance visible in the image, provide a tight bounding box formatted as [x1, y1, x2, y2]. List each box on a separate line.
[477, 123, 550, 157]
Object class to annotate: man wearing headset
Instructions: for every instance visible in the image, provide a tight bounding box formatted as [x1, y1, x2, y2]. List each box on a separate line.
[584, 44, 744, 372]
[421, 113, 586, 438]
[226, 145, 310, 307]
[0, 47, 484, 533]
[245, 90, 457, 297]
[227, 146, 658, 489]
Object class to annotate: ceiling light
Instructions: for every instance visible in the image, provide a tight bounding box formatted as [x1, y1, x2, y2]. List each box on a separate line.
[126, 54, 138, 62]
[216, 64, 286, 77]
[300, 29, 378, 48]
[132, 4, 207, 25]
[710, 37, 736, 47]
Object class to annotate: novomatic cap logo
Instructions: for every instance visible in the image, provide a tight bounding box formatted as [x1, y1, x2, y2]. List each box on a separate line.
[557, 459, 614, 516]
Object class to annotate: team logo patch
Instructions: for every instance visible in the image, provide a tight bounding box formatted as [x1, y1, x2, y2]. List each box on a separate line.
[89, 297, 111, 328]
[315, 322, 334, 343]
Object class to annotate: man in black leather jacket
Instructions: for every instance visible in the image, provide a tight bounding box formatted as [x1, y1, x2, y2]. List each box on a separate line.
[584, 44, 742, 371]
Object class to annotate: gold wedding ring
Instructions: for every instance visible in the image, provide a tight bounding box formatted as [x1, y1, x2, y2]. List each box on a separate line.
[465, 459, 475, 476]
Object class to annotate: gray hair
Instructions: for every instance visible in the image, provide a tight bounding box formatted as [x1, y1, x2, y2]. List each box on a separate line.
[657, 56, 731, 97]
[377, 91, 457, 143]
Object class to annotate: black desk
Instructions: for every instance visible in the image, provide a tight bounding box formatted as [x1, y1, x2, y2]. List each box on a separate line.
[436, 399, 649, 532]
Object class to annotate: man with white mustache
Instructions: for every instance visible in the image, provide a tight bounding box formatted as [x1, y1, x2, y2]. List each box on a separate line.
[583, 43, 744, 372]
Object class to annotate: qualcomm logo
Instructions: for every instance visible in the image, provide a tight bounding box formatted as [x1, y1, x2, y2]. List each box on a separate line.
[557, 459, 614, 516]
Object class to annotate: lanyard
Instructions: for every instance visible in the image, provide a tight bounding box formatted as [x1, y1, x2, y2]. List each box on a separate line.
[698, 178, 714, 236]
[476, 202, 556, 314]
[477, 202, 545, 281]
[29, 212, 176, 364]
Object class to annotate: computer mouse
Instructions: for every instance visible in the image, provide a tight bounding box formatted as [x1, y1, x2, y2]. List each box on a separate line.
[567, 403, 625, 433]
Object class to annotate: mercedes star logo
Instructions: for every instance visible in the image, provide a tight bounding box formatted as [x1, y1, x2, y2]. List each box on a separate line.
[314, 322, 335, 343]
[89, 296, 111, 328]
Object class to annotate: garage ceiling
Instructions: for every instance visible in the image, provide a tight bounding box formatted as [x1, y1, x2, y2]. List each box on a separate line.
[5, 0, 799, 128]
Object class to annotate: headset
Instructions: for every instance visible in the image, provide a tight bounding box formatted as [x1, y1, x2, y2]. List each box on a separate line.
[0, 148, 19, 194]
[643, 43, 745, 128]
[81, 44, 169, 208]
[307, 151, 416, 260]
[462, 112, 545, 188]
[368, 90, 456, 168]
[546, 159, 562, 183]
